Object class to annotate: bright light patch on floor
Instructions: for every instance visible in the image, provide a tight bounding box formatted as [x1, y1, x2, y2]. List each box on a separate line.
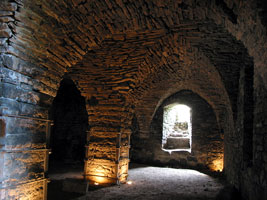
[126, 181, 133, 185]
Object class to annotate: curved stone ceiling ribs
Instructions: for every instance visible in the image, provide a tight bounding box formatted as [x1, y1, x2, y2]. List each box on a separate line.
[5, 0, 265, 97]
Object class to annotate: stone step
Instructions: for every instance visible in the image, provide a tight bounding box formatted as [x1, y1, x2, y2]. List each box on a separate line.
[164, 137, 190, 149]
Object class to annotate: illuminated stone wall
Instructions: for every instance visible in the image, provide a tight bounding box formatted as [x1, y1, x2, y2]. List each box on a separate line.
[0, 1, 61, 199]
[0, 0, 266, 199]
[80, 91, 132, 185]
[0, 55, 53, 198]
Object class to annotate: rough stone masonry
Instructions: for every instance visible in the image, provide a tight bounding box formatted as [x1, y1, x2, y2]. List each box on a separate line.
[0, 0, 266, 199]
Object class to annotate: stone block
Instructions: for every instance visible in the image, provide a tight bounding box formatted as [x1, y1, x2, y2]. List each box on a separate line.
[164, 137, 190, 149]
[0, 11, 13, 17]
[0, 27, 12, 38]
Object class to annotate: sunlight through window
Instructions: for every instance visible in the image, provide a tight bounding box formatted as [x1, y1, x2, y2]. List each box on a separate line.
[162, 104, 192, 152]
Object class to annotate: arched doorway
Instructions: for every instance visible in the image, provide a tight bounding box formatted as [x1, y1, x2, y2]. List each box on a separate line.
[48, 78, 88, 199]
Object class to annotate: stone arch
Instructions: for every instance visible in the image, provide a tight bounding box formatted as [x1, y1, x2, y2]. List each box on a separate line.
[128, 35, 233, 137]
[124, 27, 254, 189]
[0, 0, 266, 199]
[131, 89, 224, 171]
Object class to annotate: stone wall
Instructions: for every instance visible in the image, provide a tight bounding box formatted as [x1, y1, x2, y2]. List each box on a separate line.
[131, 90, 223, 171]
[211, 1, 267, 199]
[0, 1, 61, 199]
[0, 0, 266, 199]
[81, 90, 132, 185]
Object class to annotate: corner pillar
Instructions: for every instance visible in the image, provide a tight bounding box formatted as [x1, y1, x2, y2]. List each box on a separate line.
[84, 95, 132, 185]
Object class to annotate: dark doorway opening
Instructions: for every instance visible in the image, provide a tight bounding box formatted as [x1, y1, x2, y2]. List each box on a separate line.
[48, 78, 88, 199]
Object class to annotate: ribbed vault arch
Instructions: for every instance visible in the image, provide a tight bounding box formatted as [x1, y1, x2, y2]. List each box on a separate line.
[7, 0, 266, 95]
[0, 0, 266, 199]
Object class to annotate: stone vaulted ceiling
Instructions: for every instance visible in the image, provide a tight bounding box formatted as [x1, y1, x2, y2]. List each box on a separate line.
[1, 0, 264, 121]
[1, 0, 267, 199]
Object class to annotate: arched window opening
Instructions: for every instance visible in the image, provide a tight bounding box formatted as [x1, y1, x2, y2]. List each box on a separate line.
[162, 104, 192, 152]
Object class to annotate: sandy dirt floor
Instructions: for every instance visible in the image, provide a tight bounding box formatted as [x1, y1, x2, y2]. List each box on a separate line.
[48, 163, 226, 200]
[81, 164, 225, 200]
